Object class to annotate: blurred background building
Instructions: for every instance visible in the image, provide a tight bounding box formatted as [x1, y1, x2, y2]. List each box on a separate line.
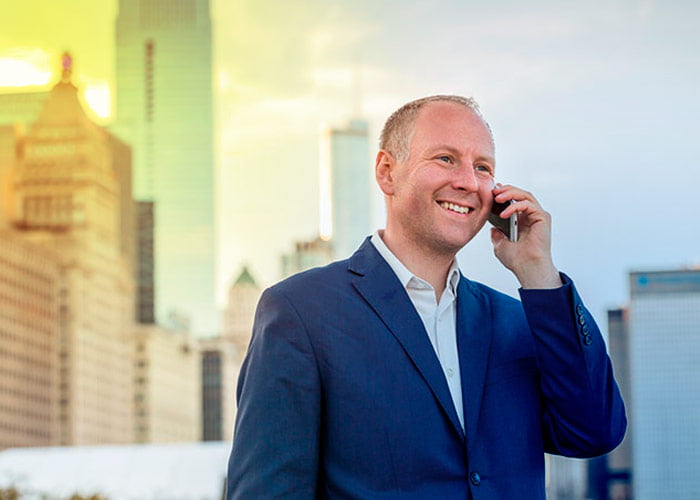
[587, 308, 633, 500]
[112, 0, 217, 336]
[627, 269, 700, 500]
[133, 324, 200, 443]
[585, 267, 700, 500]
[280, 117, 372, 278]
[280, 236, 334, 279]
[0, 90, 49, 126]
[200, 336, 239, 442]
[201, 266, 261, 441]
[2, 56, 136, 445]
[0, 232, 60, 448]
[0, 55, 215, 451]
[321, 118, 372, 260]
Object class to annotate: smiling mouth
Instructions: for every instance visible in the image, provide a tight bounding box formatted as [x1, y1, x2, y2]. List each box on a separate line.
[438, 201, 473, 214]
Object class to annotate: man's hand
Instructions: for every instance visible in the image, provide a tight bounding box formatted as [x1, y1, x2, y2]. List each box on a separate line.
[490, 184, 562, 289]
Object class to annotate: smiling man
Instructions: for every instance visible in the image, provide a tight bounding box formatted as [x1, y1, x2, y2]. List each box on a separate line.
[227, 95, 626, 499]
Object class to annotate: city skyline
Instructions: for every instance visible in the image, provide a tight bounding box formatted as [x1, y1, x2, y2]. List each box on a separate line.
[1, 0, 699, 333]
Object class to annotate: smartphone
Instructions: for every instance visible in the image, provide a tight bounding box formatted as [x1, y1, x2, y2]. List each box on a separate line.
[488, 194, 518, 242]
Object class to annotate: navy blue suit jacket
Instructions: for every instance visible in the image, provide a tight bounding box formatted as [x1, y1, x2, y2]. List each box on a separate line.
[227, 239, 626, 499]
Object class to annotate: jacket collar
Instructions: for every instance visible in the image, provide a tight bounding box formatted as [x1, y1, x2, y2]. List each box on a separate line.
[349, 239, 462, 437]
[349, 238, 492, 441]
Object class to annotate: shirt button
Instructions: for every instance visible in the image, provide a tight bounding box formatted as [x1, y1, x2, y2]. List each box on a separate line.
[470, 471, 481, 486]
[446, 368, 454, 378]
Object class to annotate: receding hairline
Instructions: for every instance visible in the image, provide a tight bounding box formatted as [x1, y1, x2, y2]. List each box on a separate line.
[379, 95, 493, 161]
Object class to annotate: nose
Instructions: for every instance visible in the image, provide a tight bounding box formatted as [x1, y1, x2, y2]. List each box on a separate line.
[451, 164, 480, 192]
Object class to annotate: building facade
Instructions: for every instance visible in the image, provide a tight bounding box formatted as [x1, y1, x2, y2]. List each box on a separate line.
[200, 267, 261, 441]
[0, 232, 60, 449]
[200, 337, 240, 442]
[0, 125, 20, 230]
[136, 200, 155, 324]
[113, 0, 217, 335]
[5, 60, 136, 445]
[280, 237, 334, 279]
[0, 90, 50, 127]
[628, 269, 700, 500]
[222, 266, 262, 353]
[133, 324, 201, 443]
[322, 119, 372, 260]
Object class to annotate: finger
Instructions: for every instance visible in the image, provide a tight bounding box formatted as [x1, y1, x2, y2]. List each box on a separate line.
[498, 200, 543, 219]
[493, 185, 537, 205]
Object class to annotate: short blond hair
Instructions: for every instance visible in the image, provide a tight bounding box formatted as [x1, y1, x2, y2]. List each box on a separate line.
[379, 95, 492, 161]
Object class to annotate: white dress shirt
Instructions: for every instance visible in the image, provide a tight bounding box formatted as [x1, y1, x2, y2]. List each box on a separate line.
[371, 231, 464, 430]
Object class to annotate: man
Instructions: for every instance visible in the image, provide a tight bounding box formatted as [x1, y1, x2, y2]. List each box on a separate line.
[227, 95, 626, 499]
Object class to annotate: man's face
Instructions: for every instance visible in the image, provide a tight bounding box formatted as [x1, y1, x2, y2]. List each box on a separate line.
[384, 101, 496, 257]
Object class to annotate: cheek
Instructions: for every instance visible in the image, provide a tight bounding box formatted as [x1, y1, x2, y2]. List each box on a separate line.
[479, 184, 494, 209]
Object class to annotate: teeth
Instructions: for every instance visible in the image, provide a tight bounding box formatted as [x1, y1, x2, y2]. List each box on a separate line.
[440, 202, 471, 214]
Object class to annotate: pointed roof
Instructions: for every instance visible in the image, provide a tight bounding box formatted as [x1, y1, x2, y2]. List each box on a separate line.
[30, 52, 102, 135]
[233, 266, 257, 287]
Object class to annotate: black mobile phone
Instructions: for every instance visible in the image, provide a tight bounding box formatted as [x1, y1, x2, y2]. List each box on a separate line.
[488, 198, 518, 242]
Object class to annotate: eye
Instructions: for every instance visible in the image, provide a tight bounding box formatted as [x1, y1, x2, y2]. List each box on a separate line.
[475, 164, 493, 175]
[436, 155, 453, 164]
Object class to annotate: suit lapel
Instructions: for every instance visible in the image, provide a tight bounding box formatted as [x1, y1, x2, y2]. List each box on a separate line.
[349, 240, 464, 439]
[456, 276, 493, 445]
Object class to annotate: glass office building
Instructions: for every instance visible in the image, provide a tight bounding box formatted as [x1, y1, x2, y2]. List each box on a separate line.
[113, 0, 216, 335]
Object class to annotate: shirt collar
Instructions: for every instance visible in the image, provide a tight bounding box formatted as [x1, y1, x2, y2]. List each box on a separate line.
[370, 230, 460, 296]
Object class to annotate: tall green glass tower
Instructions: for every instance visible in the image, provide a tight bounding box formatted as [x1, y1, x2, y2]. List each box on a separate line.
[113, 0, 216, 335]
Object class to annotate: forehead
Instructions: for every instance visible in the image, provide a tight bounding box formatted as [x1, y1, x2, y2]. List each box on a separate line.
[410, 101, 494, 155]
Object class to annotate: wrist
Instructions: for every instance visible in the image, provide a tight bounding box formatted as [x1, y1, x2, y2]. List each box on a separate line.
[515, 261, 562, 289]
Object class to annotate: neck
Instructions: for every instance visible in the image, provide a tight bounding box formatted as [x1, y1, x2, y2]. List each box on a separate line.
[380, 228, 456, 298]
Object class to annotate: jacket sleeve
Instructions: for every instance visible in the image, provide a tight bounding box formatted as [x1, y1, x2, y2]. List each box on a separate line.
[518, 273, 627, 458]
[226, 287, 321, 499]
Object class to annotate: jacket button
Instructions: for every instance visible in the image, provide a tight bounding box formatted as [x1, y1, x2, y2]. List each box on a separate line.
[470, 471, 481, 486]
[576, 304, 583, 315]
[578, 315, 586, 326]
[583, 335, 593, 346]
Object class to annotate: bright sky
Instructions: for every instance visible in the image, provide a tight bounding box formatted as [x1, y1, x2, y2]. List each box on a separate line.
[2, 0, 699, 328]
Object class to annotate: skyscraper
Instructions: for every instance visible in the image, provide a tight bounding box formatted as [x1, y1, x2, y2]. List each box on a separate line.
[321, 119, 372, 259]
[8, 57, 136, 444]
[113, 0, 216, 335]
[629, 268, 700, 499]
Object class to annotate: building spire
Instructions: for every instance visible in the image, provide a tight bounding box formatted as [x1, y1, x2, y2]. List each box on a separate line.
[61, 52, 73, 83]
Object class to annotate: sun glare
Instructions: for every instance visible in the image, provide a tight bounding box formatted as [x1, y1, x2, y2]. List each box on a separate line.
[0, 57, 52, 87]
[0, 50, 112, 120]
[84, 82, 112, 119]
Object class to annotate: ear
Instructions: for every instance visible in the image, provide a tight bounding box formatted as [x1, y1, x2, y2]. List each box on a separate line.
[375, 149, 397, 196]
